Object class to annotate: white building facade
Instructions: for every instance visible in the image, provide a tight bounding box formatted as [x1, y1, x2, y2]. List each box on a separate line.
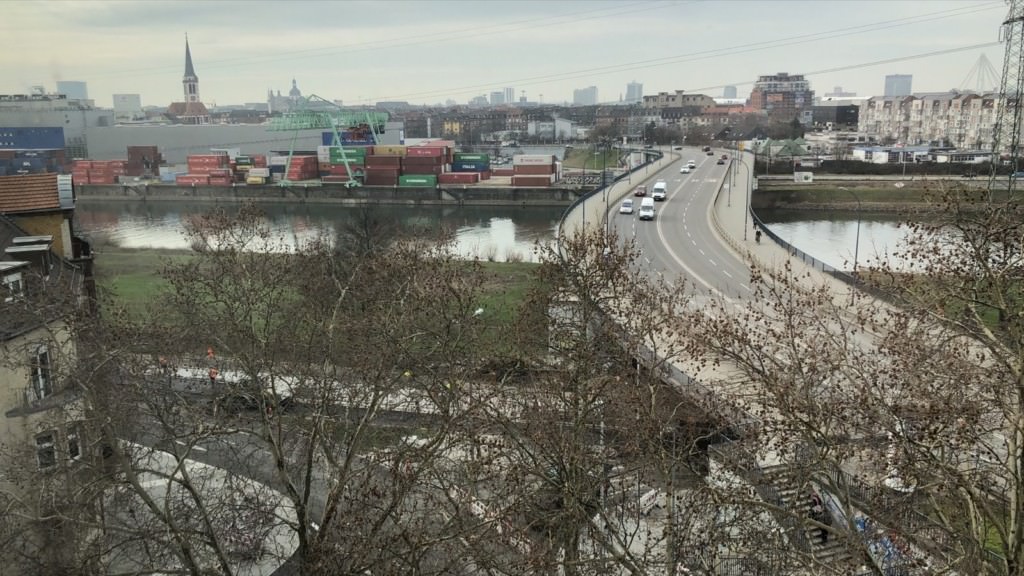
[858, 92, 1000, 150]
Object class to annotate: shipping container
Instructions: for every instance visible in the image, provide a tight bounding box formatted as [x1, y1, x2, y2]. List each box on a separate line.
[246, 176, 266, 185]
[512, 174, 555, 187]
[479, 171, 491, 181]
[406, 146, 446, 158]
[248, 167, 270, 178]
[453, 153, 489, 162]
[438, 172, 480, 185]
[398, 174, 437, 187]
[513, 164, 555, 175]
[365, 155, 402, 168]
[402, 155, 444, 166]
[513, 154, 557, 166]
[176, 174, 211, 185]
[372, 145, 407, 156]
[402, 165, 444, 176]
[451, 162, 490, 172]
[492, 168, 515, 177]
[0, 127, 65, 150]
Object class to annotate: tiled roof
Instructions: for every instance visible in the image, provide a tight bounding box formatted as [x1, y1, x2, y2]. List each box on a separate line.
[167, 101, 210, 117]
[0, 173, 60, 214]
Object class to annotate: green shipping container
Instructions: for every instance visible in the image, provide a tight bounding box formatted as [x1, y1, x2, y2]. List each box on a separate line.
[398, 175, 437, 187]
[329, 147, 366, 163]
[453, 153, 489, 162]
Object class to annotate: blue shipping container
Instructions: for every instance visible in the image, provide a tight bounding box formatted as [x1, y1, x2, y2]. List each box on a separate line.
[451, 162, 490, 172]
[0, 127, 65, 150]
[321, 131, 375, 146]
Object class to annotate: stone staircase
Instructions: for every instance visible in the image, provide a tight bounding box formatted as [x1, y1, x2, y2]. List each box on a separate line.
[760, 464, 867, 573]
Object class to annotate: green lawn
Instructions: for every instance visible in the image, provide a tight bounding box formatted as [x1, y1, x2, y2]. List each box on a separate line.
[93, 248, 545, 354]
[561, 148, 622, 170]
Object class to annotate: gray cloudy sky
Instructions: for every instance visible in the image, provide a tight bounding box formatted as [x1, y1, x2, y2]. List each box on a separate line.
[0, 0, 1007, 108]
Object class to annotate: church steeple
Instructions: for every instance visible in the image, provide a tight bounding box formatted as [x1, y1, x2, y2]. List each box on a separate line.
[183, 35, 199, 103]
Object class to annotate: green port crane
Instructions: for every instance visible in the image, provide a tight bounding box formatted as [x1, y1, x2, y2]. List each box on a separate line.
[265, 94, 389, 187]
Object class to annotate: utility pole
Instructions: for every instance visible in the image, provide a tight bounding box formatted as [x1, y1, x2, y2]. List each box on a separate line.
[990, 0, 1024, 196]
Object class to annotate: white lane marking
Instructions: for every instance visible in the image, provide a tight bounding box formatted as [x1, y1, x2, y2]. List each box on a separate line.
[709, 258, 716, 267]
[176, 440, 207, 453]
[698, 249, 706, 257]
[723, 270, 733, 278]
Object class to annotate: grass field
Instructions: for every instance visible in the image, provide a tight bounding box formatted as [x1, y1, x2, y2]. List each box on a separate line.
[94, 248, 544, 352]
[561, 147, 621, 170]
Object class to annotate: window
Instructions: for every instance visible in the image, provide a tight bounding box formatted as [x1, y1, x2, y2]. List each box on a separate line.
[67, 427, 81, 461]
[3, 272, 22, 302]
[30, 344, 53, 401]
[36, 432, 56, 469]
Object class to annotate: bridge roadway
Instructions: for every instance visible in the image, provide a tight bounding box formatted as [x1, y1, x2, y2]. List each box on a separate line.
[560, 145, 866, 464]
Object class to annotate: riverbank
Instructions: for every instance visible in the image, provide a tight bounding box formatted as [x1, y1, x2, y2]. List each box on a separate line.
[75, 182, 583, 207]
[752, 175, 1010, 211]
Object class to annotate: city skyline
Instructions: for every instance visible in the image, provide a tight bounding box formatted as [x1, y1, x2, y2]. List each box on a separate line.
[1, 0, 1006, 108]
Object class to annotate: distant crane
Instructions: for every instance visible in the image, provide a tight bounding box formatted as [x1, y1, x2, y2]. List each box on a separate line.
[265, 94, 389, 187]
[990, 0, 1024, 193]
[960, 54, 1001, 94]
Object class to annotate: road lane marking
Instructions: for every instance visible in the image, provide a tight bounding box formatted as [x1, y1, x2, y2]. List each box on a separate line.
[176, 440, 207, 452]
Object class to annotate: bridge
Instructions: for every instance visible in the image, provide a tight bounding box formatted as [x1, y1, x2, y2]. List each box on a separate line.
[557, 146, 935, 574]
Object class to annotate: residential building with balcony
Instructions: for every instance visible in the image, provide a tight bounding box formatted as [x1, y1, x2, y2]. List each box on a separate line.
[858, 91, 1000, 149]
[642, 90, 716, 111]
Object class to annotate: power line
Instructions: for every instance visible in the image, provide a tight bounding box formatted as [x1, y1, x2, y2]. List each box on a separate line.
[91, 0, 671, 79]
[356, 1, 1003, 103]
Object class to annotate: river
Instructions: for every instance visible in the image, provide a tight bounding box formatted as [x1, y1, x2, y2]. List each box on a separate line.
[74, 200, 913, 271]
[74, 200, 563, 262]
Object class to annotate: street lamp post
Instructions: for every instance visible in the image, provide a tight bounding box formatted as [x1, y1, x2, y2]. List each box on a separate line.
[601, 141, 610, 240]
[846, 188, 862, 272]
[737, 159, 752, 241]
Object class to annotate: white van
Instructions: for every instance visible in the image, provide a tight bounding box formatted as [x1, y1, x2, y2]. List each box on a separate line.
[652, 181, 667, 201]
[638, 197, 656, 221]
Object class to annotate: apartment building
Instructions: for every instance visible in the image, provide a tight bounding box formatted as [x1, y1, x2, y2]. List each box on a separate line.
[859, 92, 999, 149]
[642, 90, 716, 111]
[0, 174, 95, 573]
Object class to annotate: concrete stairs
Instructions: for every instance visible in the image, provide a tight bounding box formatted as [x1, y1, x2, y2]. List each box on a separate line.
[760, 464, 865, 573]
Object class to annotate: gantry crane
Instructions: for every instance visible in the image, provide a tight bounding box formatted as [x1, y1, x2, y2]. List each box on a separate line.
[990, 0, 1024, 194]
[265, 95, 389, 187]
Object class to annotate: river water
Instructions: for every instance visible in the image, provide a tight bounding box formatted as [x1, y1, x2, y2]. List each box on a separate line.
[73, 200, 912, 271]
[75, 200, 563, 262]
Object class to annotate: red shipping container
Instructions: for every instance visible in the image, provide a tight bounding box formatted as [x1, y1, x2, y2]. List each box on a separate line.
[403, 165, 443, 176]
[492, 168, 515, 177]
[365, 155, 402, 167]
[479, 171, 491, 181]
[405, 146, 446, 158]
[512, 176, 553, 187]
[71, 175, 90, 184]
[513, 164, 555, 175]
[438, 172, 480, 185]
[403, 156, 444, 166]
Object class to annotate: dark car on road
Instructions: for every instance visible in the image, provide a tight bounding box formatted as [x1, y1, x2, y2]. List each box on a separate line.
[633, 185, 647, 197]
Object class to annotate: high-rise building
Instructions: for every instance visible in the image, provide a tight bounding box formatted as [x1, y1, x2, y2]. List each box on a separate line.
[573, 86, 598, 106]
[625, 81, 643, 104]
[748, 72, 814, 119]
[723, 85, 737, 99]
[503, 87, 515, 105]
[490, 91, 505, 105]
[884, 74, 913, 97]
[55, 81, 88, 101]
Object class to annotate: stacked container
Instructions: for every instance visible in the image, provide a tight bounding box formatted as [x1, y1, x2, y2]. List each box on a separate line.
[127, 146, 162, 177]
[176, 174, 211, 185]
[512, 154, 557, 187]
[364, 153, 401, 186]
[398, 174, 438, 187]
[403, 146, 446, 176]
[187, 154, 229, 174]
[285, 155, 319, 181]
[451, 153, 489, 175]
[71, 160, 91, 184]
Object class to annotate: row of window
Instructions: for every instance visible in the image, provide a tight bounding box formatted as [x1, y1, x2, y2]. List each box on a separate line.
[36, 426, 80, 469]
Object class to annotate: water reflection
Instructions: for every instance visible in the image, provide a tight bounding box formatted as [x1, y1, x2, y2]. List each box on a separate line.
[75, 200, 561, 262]
[756, 209, 913, 271]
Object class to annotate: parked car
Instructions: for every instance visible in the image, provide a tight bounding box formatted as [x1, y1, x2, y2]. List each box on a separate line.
[633, 185, 647, 197]
[619, 198, 635, 214]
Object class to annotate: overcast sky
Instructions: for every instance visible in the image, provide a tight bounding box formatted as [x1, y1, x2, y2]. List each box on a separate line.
[0, 0, 1008, 108]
